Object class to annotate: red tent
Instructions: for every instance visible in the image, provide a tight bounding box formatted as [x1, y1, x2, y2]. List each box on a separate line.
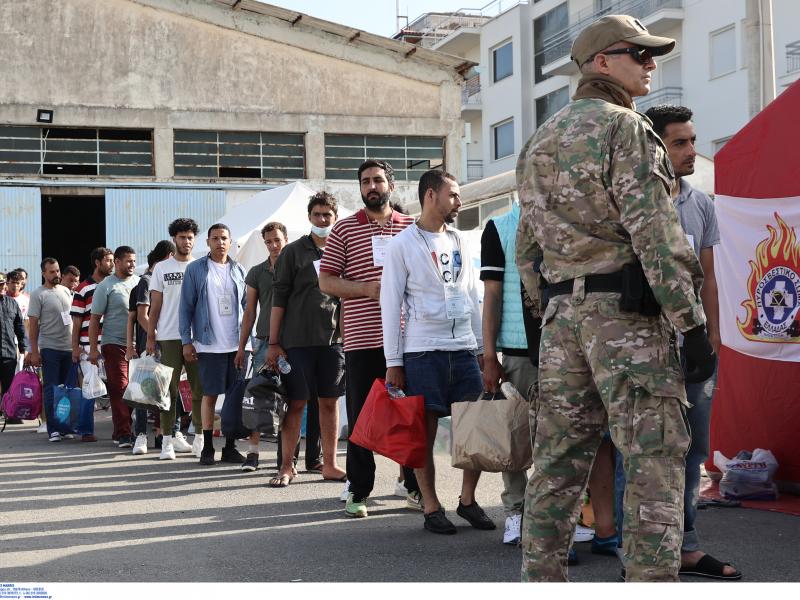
[711, 79, 800, 484]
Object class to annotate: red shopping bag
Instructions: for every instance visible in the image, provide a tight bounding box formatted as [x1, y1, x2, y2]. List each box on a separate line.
[178, 379, 193, 413]
[350, 379, 427, 469]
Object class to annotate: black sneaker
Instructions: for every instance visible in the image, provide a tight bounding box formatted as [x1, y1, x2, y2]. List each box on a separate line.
[241, 452, 259, 472]
[118, 436, 134, 449]
[423, 509, 457, 535]
[154, 434, 163, 450]
[221, 446, 245, 463]
[456, 499, 496, 530]
[199, 447, 215, 466]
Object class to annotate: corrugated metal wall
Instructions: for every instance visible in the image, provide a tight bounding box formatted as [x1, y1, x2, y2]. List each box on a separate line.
[0, 187, 42, 280]
[105, 189, 226, 259]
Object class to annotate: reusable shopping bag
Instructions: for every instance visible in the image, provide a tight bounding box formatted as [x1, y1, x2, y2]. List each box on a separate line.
[221, 371, 251, 439]
[350, 379, 427, 469]
[52, 365, 88, 432]
[242, 370, 288, 436]
[123, 354, 173, 411]
[451, 382, 533, 472]
[80, 360, 107, 399]
[1, 367, 42, 420]
[178, 375, 193, 413]
[714, 449, 779, 500]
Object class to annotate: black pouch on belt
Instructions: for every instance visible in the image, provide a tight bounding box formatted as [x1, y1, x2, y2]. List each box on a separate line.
[620, 262, 661, 316]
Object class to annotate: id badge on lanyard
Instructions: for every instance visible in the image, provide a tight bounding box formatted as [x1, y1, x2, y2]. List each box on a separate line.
[444, 284, 466, 319]
[218, 294, 233, 316]
[61, 310, 72, 326]
[371, 236, 390, 267]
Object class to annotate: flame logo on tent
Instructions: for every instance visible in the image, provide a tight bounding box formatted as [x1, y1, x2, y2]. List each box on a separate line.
[738, 213, 800, 342]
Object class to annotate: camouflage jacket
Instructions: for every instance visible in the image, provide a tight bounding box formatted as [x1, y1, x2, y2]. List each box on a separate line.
[515, 97, 706, 333]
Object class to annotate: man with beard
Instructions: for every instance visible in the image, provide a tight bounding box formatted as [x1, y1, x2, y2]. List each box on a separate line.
[26, 258, 75, 442]
[382, 169, 491, 535]
[89, 246, 140, 448]
[319, 159, 422, 517]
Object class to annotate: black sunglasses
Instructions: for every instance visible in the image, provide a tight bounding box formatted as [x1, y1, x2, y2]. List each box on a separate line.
[598, 46, 655, 65]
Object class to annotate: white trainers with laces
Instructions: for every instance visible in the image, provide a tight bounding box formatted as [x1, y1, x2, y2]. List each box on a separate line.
[406, 490, 424, 512]
[160, 437, 176, 460]
[191, 434, 204, 457]
[172, 431, 192, 453]
[37, 422, 48, 434]
[132, 433, 148, 455]
[394, 479, 408, 498]
[503, 514, 522, 545]
[339, 480, 350, 502]
[49, 432, 61, 442]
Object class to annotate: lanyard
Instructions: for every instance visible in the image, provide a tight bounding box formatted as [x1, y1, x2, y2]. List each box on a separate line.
[415, 224, 462, 284]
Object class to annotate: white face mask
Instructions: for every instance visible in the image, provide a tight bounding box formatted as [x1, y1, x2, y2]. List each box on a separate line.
[310, 224, 332, 238]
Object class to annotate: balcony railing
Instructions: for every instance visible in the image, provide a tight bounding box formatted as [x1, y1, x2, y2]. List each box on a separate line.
[541, 0, 683, 67]
[787, 40, 800, 74]
[635, 86, 683, 112]
[462, 75, 482, 106]
[467, 160, 484, 182]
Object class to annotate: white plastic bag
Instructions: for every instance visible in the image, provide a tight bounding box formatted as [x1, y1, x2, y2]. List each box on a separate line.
[714, 448, 779, 500]
[80, 360, 107, 399]
[123, 354, 173, 411]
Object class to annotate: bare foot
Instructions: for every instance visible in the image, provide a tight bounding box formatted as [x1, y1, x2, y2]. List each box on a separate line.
[322, 465, 347, 481]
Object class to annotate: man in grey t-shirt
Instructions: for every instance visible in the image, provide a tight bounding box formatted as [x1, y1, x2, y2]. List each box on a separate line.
[25, 258, 74, 441]
[614, 106, 739, 580]
[89, 246, 139, 448]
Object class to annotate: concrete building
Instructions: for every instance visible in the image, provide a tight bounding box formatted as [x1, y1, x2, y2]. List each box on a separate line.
[0, 0, 471, 279]
[398, 0, 800, 229]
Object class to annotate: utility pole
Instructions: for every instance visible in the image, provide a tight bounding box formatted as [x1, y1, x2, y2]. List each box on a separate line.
[745, 0, 776, 117]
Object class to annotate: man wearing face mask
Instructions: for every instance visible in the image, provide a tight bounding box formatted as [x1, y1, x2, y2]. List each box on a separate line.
[319, 159, 422, 517]
[266, 192, 345, 488]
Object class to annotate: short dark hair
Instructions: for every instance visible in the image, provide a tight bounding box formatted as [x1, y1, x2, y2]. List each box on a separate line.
[418, 169, 456, 205]
[307, 191, 338, 216]
[261, 221, 288, 239]
[168, 218, 199, 237]
[40, 257, 58, 271]
[390, 201, 407, 215]
[207, 223, 231, 238]
[63, 265, 80, 278]
[6, 270, 23, 283]
[114, 246, 136, 260]
[90, 247, 113, 266]
[358, 159, 395, 186]
[14, 268, 28, 277]
[147, 240, 176, 268]
[644, 105, 693, 138]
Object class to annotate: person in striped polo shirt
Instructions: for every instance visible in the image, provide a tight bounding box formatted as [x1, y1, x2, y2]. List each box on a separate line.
[319, 158, 422, 518]
[69, 246, 113, 442]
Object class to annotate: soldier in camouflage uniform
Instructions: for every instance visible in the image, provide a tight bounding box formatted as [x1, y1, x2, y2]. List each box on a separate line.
[515, 15, 716, 582]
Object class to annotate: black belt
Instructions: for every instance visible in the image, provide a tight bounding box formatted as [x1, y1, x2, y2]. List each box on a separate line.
[548, 272, 623, 297]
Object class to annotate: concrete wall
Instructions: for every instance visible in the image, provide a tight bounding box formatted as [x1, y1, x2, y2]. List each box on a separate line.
[0, 0, 465, 184]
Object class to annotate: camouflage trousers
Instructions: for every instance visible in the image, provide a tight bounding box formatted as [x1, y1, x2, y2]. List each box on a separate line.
[521, 285, 690, 582]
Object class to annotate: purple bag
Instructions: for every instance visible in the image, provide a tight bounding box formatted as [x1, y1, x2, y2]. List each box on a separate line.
[1, 367, 42, 420]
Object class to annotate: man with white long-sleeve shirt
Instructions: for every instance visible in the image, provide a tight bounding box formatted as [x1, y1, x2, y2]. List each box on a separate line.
[381, 169, 494, 536]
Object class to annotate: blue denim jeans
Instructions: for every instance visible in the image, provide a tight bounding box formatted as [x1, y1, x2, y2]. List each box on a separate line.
[41, 348, 75, 436]
[403, 349, 483, 416]
[614, 353, 718, 552]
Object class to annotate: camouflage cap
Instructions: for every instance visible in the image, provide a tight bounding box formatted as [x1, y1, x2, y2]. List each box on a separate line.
[571, 14, 675, 67]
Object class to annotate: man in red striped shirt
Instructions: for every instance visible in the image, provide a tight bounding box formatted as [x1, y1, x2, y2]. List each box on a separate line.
[319, 159, 422, 518]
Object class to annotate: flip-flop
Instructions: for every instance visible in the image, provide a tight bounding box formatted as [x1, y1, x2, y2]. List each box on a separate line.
[269, 473, 294, 488]
[680, 554, 742, 580]
[697, 497, 741, 509]
[306, 462, 324, 473]
[323, 474, 348, 482]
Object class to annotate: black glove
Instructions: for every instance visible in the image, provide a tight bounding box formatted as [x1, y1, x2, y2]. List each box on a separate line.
[683, 326, 715, 383]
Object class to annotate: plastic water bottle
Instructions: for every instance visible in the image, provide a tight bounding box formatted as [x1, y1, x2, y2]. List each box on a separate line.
[386, 383, 405, 398]
[277, 355, 291, 375]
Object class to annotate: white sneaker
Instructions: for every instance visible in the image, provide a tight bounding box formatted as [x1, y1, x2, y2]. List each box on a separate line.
[573, 524, 595, 543]
[160, 437, 176, 460]
[172, 431, 192, 453]
[394, 479, 408, 498]
[37, 422, 48, 434]
[49, 432, 61, 442]
[63, 433, 76, 440]
[406, 490, 424, 511]
[132, 433, 148, 455]
[339, 480, 350, 502]
[503, 514, 522, 545]
[191, 434, 204, 457]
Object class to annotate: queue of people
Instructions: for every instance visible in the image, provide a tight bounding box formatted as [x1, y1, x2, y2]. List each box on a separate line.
[0, 13, 743, 583]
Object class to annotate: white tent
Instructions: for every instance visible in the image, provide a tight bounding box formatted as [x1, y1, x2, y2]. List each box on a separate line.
[192, 181, 353, 271]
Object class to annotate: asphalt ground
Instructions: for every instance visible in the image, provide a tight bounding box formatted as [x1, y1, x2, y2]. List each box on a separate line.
[1, 411, 798, 585]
